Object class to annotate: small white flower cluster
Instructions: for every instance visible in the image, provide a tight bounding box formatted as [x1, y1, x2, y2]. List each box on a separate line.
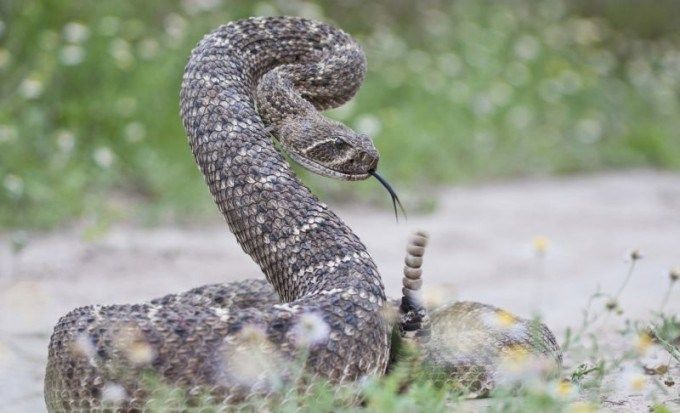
[60, 22, 89, 66]
[138, 38, 159, 60]
[164, 14, 187, 42]
[495, 346, 561, 391]
[219, 325, 284, 391]
[124, 122, 146, 143]
[181, 0, 222, 15]
[55, 130, 76, 153]
[354, 115, 382, 137]
[292, 312, 330, 347]
[101, 382, 126, 405]
[110, 39, 134, 69]
[72, 333, 96, 361]
[19, 77, 44, 99]
[3, 174, 24, 198]
[63, 22, 90, 43]
[93, 146, 116, 169]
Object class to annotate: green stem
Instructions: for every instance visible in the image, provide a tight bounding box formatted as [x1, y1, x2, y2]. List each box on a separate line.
[613, 259, 638, 300]
[659, 280, 675, 313]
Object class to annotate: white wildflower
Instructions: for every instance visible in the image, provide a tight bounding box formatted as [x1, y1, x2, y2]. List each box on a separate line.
[292, 312, 330, 347]
[93, 147, 115, 168]
[472, 93, 494, 116]
[164, 14, 187, 41]
[618, 367, 649, 394]
[423, 284, 456, 308]
[110, 39, 134, 69]
[496, 346, 556, 387]
[59, 45, 85, 66]
[633, 331, 655, 355]
[220, 325, 283, 390]
[55, 130, 76, 153]
[63, 22, 90, 43]
[532, 235, 550, 257]
[548, 379, 578, 400]
[253, 2, 278, 17]
[354, 115, 382, 137]
[572, 19, 601, 45]
[514, 35, 540, 61]
[181, 0, 222, 14]
[482, 309, 519, 330]
[114, 326, 156, 366]
[3, 174, 23, 198]
[356, 374, 374, 391]
[101, 382, 126, 404]
[124, 122, 146, 143]
[575, 118, 603, 143]
[126, 342, 155, 365]
[72, 333, 96, 360]
[138, 38, 159, 60]
[291, 2, 323, 20]
[19, 77, 44, 99]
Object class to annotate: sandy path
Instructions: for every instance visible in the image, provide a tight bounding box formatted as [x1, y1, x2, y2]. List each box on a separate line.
[1, 170, 679, 412]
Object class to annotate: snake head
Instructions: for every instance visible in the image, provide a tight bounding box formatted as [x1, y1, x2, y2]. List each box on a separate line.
[275, 113, 379, 181]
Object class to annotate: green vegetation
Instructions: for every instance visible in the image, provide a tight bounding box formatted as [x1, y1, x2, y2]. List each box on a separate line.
[1, 0, 680, 228]
[100, 259, 680, 412]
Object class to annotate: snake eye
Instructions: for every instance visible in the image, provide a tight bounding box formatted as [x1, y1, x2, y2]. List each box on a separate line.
[333, 137, 349, 150]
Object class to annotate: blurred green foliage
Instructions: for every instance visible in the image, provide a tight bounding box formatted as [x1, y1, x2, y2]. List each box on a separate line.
[1, 0, 679, 228]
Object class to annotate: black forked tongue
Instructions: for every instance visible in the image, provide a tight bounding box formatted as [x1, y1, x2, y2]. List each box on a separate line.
[370, 171, 407, 222]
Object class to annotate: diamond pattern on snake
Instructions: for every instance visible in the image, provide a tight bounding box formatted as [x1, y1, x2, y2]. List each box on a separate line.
[44, 16, 561, 412]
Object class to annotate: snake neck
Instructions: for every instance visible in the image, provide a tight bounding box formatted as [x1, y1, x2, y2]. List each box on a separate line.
[180, 17, 384, 304]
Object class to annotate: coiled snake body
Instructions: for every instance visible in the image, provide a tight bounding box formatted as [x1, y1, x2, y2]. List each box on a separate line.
[45, 17, 560, 412]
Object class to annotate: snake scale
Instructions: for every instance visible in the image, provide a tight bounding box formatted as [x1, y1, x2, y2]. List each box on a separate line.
[44, 16, 561, 412]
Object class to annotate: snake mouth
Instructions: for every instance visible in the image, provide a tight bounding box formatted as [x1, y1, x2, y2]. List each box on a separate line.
[287, 150, 370, 181]
[287, 151, 406, 220]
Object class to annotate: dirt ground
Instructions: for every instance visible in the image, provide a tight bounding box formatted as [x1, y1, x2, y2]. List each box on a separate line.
[1, 170, 679, 412]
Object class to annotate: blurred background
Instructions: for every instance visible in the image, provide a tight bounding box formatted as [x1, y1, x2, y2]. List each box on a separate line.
[1, 1, 680, 411]
[1, 0, 679, 229]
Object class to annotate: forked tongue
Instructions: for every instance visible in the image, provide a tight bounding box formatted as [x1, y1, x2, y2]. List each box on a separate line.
[370, 171, 407, 222]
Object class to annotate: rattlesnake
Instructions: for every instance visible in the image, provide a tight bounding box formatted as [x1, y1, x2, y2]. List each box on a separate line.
[44, 16, 560, 411]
